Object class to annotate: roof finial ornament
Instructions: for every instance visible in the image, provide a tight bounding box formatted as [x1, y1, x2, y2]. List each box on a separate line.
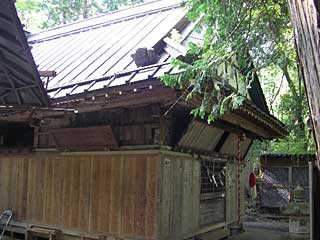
[170, 29, 182, 42]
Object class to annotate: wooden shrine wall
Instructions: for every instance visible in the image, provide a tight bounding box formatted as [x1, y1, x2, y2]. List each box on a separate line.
[225, 161, 245, 225]
[158, 153, 200, 239]
[158, 152, 245, 240]
[0, 152, 159, 239]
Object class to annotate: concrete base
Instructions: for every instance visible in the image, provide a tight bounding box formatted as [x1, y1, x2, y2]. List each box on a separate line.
[229, 223, 243, 236]
[288, 233, 309, 240]
[229, 228, 287, 240]
[196, 228, 230, 240]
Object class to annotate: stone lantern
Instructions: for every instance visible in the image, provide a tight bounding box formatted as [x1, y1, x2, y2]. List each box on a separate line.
[283, 185, 309, 239]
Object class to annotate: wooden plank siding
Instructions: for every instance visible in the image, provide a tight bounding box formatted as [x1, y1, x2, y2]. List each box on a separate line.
[0, 150, 245, 240]
[159, 153, 200, 239]
[225, 161, 246, 225]
[0, 152, 160, 240]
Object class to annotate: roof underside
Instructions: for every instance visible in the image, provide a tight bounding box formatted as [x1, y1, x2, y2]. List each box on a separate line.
[0, 0, 49, 107]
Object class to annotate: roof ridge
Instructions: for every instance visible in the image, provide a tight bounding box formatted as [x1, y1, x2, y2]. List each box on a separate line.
[28, 0, 182, 43]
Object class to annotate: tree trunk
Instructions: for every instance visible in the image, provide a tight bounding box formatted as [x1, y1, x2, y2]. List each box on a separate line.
[287, 1, 320, 239]
[287, 0, 320, 161]
[83, 0, 89, 19]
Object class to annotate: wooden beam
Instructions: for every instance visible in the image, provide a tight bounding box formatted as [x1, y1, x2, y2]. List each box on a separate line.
[39, 70, 57, 78]
[0, 51, 22, 104]
[53, 86, 178, 114]
[2, 58, 49, 105]
[193, 118, 259, 140]
[220, 112, 276, 139]
[214, 131, 230, 152]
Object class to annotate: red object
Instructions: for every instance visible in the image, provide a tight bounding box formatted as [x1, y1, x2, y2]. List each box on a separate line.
[249, 173, 256, 188]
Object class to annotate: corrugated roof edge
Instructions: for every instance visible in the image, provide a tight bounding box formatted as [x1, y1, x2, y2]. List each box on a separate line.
[47, 62, 171, 93]
[28, 0, 183, 44]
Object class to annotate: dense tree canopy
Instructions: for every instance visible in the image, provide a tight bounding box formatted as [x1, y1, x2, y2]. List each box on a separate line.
[162, 0, 315, 154]
[16, 0, 143, 30]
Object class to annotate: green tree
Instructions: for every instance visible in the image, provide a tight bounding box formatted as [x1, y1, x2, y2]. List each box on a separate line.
[260, 66, 314, 153]
[16, 0, 144, 30]
[162, 0, 314, 153]
[40, 0, 85, 27]
[99, 0, 144, 13]
[15, 0, 44, 31]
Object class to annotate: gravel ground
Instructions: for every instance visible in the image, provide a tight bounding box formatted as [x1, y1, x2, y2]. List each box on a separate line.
[229, 227, 288, 240]
[228, 206, 290, 240]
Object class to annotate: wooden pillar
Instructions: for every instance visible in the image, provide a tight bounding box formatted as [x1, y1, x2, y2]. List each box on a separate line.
[309, 162, 314, 240]
[288, 166, 293, 198]
[33, 126, 39, 148]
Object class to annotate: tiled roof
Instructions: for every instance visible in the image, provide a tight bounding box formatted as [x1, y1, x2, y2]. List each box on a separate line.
[0, 0, 49, 106]
[29, 0, 187, 96]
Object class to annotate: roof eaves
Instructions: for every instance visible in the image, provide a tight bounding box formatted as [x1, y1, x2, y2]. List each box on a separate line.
[242, 101, 288, 138]
[47, 62, 171, 98]
[0, 0, 50, 107]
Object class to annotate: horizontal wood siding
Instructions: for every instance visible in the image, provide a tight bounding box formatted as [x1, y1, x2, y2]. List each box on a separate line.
[37, 105, 162, 148]
[159, 153, 200, 239]
[0, 152, 160, 239]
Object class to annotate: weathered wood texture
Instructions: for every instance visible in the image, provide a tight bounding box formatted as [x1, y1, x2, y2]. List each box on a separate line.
[225, 163, 237, 224]
[159, 153, 200, 239]
[158, 153, 244, 239]
[287, 0, 320, 164]
[177, 120, 225, 153]
[287, 2, 320, 238]
[200, 198, 225, 227]
[0, 152, 159, 239]
[219, 134, 251, 157]
[225, 162, 245, 225]
[37, 105, 163, 148]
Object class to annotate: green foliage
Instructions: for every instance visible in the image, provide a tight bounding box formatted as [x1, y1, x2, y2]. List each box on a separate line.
[162, 0, 294, 121]
[16, 0, 315, 154]
[245, 141, 264, 167]
[15, 0, 43, 31]
[258, 58, 315, 154]
[15, 0, 40, 13]
[99, 0, 143, 13]
[161, 0, 315, 154]
[15, 0, 144, 30]
[262, 67, 315, 154]
[40, 0, 85, 28]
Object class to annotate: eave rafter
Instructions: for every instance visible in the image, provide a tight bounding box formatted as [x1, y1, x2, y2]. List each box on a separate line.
[0, 0, 50, 109]
[0, 51, 22, 104]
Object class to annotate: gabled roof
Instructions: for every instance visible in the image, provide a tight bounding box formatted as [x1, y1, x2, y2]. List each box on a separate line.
[29, 0, 270, 113]
[0, 0, 49, 107]
[27, 0, 287, 139]
[29, 0, 186, 92]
